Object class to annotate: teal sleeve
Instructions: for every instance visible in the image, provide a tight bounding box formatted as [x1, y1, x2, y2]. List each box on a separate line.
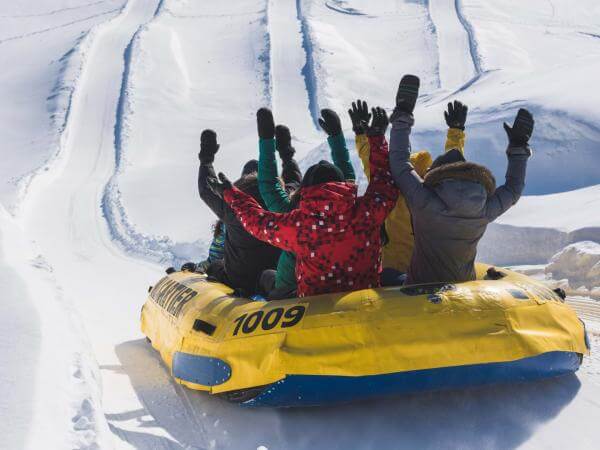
[258, 138, 292, 213]
[328, 133, 356, 181]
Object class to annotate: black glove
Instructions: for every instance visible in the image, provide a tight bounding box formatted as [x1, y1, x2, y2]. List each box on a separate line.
[207, 172, 233, 196]
[318, 109, 343, 137]
[348, 99, 371, 135]
[504, 108, 534, 147]
[275, 125, 295, 161]
[199, 129, 219, 164]
[181, 262, 198, 272]
[366, 107, 389, 136]
[257, 108, 275, 139]
[444, 100, 468, 130]
[395, 74, 420, 114]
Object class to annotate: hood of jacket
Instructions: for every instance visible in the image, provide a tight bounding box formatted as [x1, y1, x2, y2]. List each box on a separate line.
[298, 181, 357, 215]
[234, 173, 267, 208]
[423, 161, 495, 216]
[424, 161, 496, 195]
[301, 160, 345, 189]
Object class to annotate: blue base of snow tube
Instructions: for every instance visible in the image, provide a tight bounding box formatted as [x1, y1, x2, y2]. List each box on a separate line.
[172, 352, 231, 386]
[243, 351, 581, 407]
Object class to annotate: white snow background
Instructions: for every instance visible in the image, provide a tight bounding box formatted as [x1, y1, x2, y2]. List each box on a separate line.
[1, 0, 599, 449]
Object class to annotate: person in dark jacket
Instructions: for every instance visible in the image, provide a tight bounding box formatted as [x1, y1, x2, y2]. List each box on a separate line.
[388, 74, 534, 285]
[182, 158, 259, 274]
[197, 129, 280, 295]
[209, 108, 398, 298]
[256, 107, 356, 299]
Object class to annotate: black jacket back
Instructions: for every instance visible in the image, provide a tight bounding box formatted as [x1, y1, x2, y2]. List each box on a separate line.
[198, 164, 280, 294]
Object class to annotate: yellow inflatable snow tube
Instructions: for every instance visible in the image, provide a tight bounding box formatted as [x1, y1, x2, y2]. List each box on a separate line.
[140, 264, 589, 407]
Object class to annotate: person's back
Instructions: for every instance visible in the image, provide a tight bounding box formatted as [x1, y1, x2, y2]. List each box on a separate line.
[286, 178, 386, 294]
[197, 130, 280, 294]
[409, 168, 494, 283]
[215, 107, 398, 297]
[351, 99, 469, 274]
[388, 75, 534, 285]
[256, 107, 358, 298]
[218, 174, 280, 291]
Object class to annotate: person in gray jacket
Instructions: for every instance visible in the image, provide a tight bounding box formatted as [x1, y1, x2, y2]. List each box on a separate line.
[388, 74, 534, 285]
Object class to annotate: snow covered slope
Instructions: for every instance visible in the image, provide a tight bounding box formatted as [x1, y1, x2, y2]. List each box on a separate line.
[1, 0, 599, 449]
[0, 0, 126, 211]
[108, 0, 600, 264]
[0, 206, 111, 449]
[499, 185, 600, 233]
[477, 184, 600, 265]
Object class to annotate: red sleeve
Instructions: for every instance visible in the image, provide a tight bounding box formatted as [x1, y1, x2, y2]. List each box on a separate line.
[223, 187, 300, 252]
[355, 135, 399, 223]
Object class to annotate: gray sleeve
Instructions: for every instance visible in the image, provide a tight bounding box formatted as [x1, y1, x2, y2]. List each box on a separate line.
[485, 146, 530, 222]
[389, 113, 434, 210]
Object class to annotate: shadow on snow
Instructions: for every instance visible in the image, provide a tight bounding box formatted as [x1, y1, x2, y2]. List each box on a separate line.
[107, 338, 581, 450]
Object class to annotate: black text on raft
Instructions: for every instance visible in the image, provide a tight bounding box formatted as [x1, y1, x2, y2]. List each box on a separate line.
[150, 277, 197, 317]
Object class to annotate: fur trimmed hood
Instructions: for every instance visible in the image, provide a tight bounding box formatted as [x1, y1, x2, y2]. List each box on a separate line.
[423, 161, 496, 196]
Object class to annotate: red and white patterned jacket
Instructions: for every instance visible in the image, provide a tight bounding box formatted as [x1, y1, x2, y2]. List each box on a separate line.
[223, 135, 398, 297]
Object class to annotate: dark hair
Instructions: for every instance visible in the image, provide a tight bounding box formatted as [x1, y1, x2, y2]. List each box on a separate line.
[234, 173, 267, 207]
[241, 159, 259, 176]
[301, 160, 344, 188]
[288, 160, 344, 210]
[212, 220, 224, 239]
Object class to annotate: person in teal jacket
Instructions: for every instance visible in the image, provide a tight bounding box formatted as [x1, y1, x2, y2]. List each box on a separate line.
[256, 107, 356, 299]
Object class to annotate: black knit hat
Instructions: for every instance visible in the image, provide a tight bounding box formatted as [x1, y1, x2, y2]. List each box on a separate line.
[301, 160, 344, 188]
[429, 149, 466, 172]
[241, 159, 259, 176]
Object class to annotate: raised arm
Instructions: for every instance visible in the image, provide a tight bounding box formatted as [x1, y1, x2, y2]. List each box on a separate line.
[281, 158, 302, 194]
[444, 100, 468, 154]
[318, 109, 356, 181]
[197, 129, 226, 219]
[275, 124, 302, 194]
[348, 99, 372, 181]
[210, 173, 300, 253]
[351, 99, 432, 181]
[486, 109, 534, 222]
[355, 107, 398, 223]
[256, 108, 294, 213]
[388, 75, 435, 211]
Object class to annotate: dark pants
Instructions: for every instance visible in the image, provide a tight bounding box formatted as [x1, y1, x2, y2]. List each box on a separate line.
[380, 268, 407, 287]
[206, 260, 247, 297]
[259, 270, 297, 300]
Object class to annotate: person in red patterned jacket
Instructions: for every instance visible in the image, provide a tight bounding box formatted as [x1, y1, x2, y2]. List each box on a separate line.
[208, 107, 398, 298]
